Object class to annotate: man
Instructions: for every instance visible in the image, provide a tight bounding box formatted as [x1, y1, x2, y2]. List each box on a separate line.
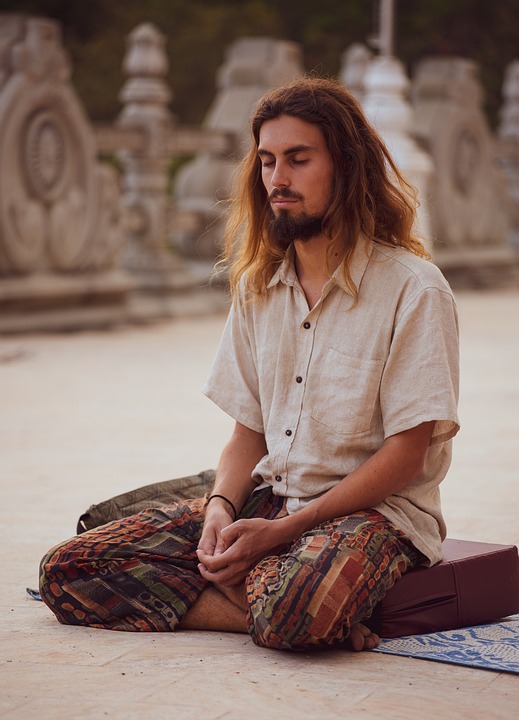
[39, 77, 459, 652]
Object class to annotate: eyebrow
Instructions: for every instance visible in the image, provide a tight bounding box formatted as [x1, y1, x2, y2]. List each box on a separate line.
[257, 144, 315, 158]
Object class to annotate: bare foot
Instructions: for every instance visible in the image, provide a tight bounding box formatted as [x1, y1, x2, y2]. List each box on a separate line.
[347, 622, 380, 651]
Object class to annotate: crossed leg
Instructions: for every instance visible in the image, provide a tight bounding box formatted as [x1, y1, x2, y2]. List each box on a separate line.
[179, 583, 380, 651]
[244, 509, 420, 651]
[39, 493, 419, 650]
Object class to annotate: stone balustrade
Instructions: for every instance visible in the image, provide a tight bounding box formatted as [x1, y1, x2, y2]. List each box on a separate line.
[0, 14, 517, 333]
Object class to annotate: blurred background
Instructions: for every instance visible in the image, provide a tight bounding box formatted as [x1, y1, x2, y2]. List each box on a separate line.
[1, 0, 516, 128]
[0, 0, 518, 331]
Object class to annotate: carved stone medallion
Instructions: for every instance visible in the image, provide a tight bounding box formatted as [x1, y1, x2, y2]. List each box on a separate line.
[24, 110, 68, 202]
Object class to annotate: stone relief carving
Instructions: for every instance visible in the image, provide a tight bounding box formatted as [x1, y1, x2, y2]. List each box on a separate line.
[0, 15, 124, 277]
[498, 60, 519, 251]
[411, 58, 510, 251]
[24, 110, 67, 201]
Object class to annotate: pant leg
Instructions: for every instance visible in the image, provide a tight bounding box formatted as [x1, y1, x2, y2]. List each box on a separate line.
[39, 487, 287, 632]
[39, 496, 209, 631]
[245, 509, 423, 651]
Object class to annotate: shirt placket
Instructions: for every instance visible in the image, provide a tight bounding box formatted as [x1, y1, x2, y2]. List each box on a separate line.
[273, 288, 326, 493]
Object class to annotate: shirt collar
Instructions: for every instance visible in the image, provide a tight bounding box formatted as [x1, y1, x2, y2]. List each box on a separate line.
[267, 244, 298, 289]
[267, 236, 374, 296]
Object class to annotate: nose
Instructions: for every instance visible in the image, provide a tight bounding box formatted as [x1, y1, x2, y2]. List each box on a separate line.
[270, 161, 290, 189]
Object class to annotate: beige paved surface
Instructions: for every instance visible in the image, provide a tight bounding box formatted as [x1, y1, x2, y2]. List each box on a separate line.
[1, 289, 518, 719]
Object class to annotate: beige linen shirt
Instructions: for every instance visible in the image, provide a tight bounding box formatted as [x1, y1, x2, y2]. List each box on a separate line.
[204, 238, 460, 565]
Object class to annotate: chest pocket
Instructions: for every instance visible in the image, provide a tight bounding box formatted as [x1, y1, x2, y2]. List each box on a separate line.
[310, 348, 385, 435]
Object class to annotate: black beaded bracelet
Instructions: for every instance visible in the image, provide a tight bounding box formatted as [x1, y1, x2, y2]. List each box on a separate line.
[206, 494, 238, 521]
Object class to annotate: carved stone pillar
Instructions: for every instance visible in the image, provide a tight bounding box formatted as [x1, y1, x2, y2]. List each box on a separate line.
[498, 60, 519, 252]
[0, 14, 130, 332]
[339, 43, 373, 102]
[117, 23, 187, 291]
[362, 55, 434, 249]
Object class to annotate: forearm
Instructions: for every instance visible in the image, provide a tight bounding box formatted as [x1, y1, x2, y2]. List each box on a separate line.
[198, 421, 267, 559]
[198, 422, 434, 585]
[277, 421, 435, 541]
[199, 422, 434, 584]
[210, 421, 267, 513]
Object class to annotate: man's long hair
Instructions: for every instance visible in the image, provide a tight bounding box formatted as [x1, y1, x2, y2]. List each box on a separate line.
[223, 76, 430, 299]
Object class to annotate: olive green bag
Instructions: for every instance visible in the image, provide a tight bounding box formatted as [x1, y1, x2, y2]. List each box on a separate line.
[76, 469, 216, 534]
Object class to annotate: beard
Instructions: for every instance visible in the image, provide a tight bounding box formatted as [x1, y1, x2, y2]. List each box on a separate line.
[268, 209, 326, 249]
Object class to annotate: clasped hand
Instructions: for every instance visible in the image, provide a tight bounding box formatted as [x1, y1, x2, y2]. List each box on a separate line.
[196, 507, 287, 586]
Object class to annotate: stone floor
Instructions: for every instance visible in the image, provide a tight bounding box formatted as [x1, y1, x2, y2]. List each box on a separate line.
[1, 289, 518, 719]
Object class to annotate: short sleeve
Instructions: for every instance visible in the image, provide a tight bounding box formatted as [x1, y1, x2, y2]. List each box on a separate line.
[380, 286, 460, 444]
[203, 302, 264, 433]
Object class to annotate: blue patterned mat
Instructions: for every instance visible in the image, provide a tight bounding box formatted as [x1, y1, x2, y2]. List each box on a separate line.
[371, 615, 519, 673]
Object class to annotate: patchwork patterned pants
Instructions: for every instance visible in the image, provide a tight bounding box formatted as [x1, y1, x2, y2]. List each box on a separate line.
[39, 488, 422, 650]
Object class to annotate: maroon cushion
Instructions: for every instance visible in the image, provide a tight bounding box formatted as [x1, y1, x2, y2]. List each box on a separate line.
[372, 538, 519, 638]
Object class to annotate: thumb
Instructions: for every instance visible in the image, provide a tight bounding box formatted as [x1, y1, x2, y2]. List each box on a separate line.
[214, 532, 228, 556]
[219, 521, 242, 547]
[198, 534, 216, 556]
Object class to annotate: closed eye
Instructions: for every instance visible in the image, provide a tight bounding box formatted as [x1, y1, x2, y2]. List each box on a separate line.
[260, 157, 309, 168]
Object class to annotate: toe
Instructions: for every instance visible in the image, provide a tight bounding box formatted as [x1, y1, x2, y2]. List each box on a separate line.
[347, 623, 380, 652]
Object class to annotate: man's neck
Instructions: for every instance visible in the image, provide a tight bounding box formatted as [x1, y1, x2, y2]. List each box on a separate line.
[293, 235, 342, 310]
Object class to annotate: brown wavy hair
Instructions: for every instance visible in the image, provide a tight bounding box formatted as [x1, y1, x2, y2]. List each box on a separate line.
[222, 76, 430, 299]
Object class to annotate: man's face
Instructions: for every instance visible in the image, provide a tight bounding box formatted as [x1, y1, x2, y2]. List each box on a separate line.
[258, 115, 335, 245]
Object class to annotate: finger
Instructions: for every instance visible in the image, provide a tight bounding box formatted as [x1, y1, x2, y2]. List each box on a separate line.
[197, 534, 217, 556]
[196, 548, 230, 571]
[198, 562, 246, 586]
[199, 539, 238, 563]
[196, 548, 213, 566]
[213, 534, 228, 556]
[219, 521, 243, 544]
[196, 548, 214, 567]
[198, 562, 229, 583]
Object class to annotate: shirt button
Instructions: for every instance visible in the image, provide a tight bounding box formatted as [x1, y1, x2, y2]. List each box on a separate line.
[285, 429, 292, 436]
[275, 475, 282, 482]
[303, 322, 311, 329]
[296, 376, 302, 383]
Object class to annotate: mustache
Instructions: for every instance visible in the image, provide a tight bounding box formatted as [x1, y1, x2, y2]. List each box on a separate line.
[268, 188, 304, 201]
